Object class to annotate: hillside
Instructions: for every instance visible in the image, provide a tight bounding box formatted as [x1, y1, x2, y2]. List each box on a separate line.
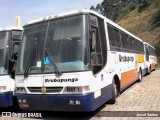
[117, 0, 160, 67]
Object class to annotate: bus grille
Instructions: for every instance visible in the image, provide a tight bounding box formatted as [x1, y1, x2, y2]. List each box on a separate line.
[27, 87, 63, 93]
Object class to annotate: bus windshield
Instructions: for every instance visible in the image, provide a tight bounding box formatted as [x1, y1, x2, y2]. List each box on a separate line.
[0, 31, 10, 75]
[16, 15, 90, 75]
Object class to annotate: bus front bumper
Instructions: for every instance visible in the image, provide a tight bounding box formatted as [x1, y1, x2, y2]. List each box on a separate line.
[17, 93, 95, 112]
[0, 91, 13, 107]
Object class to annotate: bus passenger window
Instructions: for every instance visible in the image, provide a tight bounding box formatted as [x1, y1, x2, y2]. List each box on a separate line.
[107, 26, 115, 47]
[107, 24, 122, 51]
[121, 33, 128, 50]
[114, 29, 121, 48]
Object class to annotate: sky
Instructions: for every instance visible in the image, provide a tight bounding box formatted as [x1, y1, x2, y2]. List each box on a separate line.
[0, 0, 103, 28]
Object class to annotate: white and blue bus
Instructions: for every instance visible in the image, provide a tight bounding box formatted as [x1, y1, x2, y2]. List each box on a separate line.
[143, 42, 157, 74]
[15, 9, 149, 111]
[0, 27, 22, 107]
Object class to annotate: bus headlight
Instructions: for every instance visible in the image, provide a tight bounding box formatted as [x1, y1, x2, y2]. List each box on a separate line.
[66, 87, 81, 92]
[16, 87, 27, 93]
[0, 86, 7, 92]
[64, 86, 90, 93]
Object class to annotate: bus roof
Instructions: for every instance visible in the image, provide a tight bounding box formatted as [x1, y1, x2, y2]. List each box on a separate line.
[24, 9, 143, 42]
[143, 42, 155, 49]
[0, 26, 23, 32]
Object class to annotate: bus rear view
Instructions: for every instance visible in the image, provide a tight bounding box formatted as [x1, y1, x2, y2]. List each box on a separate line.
[0, 27, 22, 107]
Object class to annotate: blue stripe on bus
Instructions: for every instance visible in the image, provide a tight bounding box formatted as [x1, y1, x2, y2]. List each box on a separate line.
[142, 68, 147, 76]
[0, 91, 13, 107]
[17, 84, 112, 112]
[146, 67, 150, 74]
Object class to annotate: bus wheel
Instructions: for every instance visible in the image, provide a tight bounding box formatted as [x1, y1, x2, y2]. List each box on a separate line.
[138, 69, 142, 82]
[108, 78, 119, 104]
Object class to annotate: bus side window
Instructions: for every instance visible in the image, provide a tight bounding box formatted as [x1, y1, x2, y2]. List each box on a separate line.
[149, 46, 152, 55]
[90, 15, 104, 74]
[126, 37, 130, 50]
[10, 31, 22, 61]
[9, 31, 22, 79]
[91, 29, 96, 52]
[121, 32, 128, 51]
[107, 26, 115, 47]
[140, 42, 144, 53]
[114, 29, 121, 48]
[130, 37, 135, 51]
[145, 45, 149, 61]
[107, 24, 122, 51]
[135, 39, 138, 52]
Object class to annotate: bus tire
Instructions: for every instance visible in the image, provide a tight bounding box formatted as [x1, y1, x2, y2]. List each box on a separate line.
[108, 78, 119, 104]
[138, 69, 142, 82]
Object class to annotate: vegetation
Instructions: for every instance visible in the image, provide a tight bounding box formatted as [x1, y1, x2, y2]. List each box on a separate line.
[91, 0, 160, 67]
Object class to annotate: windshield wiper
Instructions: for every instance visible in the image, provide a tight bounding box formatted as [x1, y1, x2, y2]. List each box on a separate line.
[45, 48, 62, 76]
[24, 38, 41, 78]
[24, 43, 62, 77]
[24, 47, 36, 78]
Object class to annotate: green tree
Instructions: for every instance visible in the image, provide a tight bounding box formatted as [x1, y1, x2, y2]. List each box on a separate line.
[90, 5, 96, 11]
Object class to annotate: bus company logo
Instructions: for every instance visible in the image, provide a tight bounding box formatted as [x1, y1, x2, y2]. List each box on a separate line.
[45, 78, 78, 83]
[41, 87, 46, 93]
[119, 54, 134, 62]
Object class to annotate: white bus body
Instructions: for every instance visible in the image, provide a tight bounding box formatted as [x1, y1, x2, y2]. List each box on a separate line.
[15, 9, 149, 111]
[0, 27, 22, 107]
[143, 42, 157, 74]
